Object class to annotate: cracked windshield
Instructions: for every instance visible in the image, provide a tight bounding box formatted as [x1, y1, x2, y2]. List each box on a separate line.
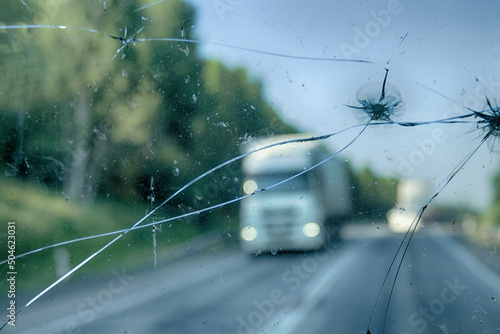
[2, 0, 500, 333]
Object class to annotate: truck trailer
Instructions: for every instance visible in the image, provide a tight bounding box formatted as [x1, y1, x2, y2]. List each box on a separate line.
[239, 134, 351, 254]
[386, 179, 428, 233]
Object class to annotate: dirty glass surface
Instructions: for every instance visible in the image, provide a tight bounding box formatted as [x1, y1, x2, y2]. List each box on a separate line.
[1, 1, 500, 333]
[245, 174, 309, 193]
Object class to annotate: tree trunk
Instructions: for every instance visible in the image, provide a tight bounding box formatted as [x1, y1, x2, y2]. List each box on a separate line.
[63, 91, 91, 201]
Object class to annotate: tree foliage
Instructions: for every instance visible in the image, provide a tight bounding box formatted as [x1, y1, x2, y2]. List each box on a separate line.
[350, 166, 398, 220]
[0, 0, 294, 230]
[486, 168, 500, 225]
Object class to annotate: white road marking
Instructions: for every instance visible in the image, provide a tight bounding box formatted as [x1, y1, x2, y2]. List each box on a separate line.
[262, 243, 365, 333]
[433, 232, 500, 293]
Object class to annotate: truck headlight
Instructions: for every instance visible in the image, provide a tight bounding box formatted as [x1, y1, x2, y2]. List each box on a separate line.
[302, 222, 320, 237]
[240, 226, 258, 241]
[243, 180, 258, 195]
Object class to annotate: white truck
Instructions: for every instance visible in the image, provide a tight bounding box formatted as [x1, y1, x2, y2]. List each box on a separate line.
[386, 179, 429, 233]
[239, 134, 351, 254]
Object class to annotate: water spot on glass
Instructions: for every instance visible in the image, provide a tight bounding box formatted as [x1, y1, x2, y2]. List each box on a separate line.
[270, 243, 278, 255]
[173, 167, 180, 176]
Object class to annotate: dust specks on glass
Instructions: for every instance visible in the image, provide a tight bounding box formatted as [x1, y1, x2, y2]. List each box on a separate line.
[1, 1, 500, 333]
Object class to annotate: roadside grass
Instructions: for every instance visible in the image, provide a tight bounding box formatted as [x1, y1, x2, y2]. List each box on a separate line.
[0, 176, 210, 294]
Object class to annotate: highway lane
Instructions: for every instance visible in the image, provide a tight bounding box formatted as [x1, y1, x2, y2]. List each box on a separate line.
[2, 225, 500, 334]
[266, 229, 500, 334]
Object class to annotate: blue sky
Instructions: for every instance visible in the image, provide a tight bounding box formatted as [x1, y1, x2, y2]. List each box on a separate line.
[165, 0, 500, 211]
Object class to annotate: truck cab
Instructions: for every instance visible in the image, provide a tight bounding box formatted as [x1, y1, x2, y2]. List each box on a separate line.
[239, 134, 351, 254]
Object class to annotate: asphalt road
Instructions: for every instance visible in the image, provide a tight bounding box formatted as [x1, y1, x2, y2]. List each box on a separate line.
[2, 224, 500, 334]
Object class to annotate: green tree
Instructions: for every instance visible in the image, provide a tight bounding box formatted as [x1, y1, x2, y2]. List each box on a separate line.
[486, 169, 500, 225]
[350, 166, 398, 220]
[0, 0, 294, 230]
